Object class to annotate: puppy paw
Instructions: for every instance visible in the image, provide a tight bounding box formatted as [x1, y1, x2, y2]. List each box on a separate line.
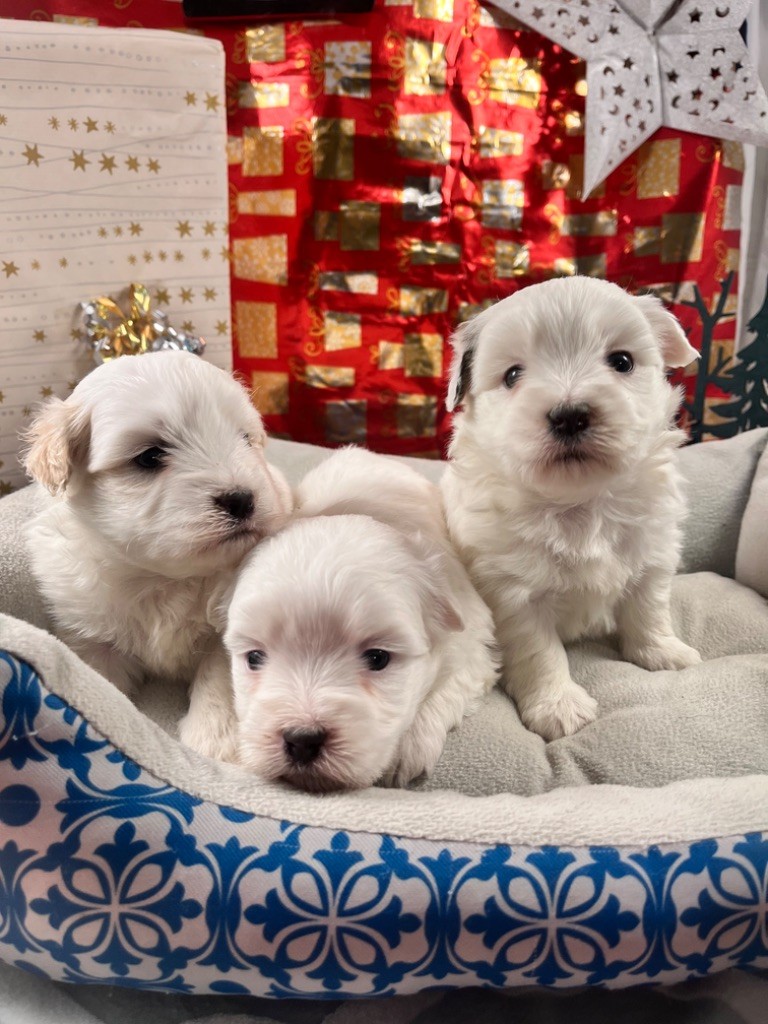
[178, 712, 239, 764]
[623, 636, 702, 672]
[519, 682, 598, 742]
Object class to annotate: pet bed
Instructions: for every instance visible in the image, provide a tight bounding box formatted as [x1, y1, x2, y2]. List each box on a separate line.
[0, 429, 767, 997]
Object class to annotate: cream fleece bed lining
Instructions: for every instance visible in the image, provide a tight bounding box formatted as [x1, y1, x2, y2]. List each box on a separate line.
[2, 612, 767, 850]
[1, 427, 767, 850]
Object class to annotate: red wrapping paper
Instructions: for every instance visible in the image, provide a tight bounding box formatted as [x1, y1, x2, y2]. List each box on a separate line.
[4, 1, 743, 452]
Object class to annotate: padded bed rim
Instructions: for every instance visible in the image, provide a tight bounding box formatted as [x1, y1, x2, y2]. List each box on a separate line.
[2, 612, 766, 850]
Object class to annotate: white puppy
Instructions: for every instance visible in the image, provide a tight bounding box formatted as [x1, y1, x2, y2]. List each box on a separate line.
[23, 351, 292, 756]
[221, 447, 499, 791]
[441, 277, 701, 742]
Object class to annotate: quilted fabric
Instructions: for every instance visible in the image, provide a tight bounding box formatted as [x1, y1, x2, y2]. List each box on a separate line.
[1, 651, 766, 996]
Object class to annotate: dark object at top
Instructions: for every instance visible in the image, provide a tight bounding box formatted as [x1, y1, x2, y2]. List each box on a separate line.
[183, 0, 374, 20]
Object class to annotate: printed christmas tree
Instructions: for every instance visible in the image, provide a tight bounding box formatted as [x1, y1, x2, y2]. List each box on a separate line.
[710, 279, 768, 437]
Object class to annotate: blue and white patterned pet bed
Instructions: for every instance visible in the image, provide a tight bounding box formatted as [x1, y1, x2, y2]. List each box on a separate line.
[1, 432, 767, 997]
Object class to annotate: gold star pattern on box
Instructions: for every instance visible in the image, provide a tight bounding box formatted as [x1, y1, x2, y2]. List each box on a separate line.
[23, 143, 42, 165]
[0, 17, 230, 493]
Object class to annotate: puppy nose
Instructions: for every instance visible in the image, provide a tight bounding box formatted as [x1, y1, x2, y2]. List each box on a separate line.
[214, 490, 254, 521]
[547, 403, 591, 439]
[283, 728, 327, 766]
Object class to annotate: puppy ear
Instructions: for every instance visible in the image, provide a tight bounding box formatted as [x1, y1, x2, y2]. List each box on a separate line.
[633, 293, 699, 368]
[427, 584, 464, 635]
[246, 404, 268, 447]
[206, 575, 237, 632]
[23, 398, 90, 494]
[407, 534, 465, 637]
[446, 315, 483, 412]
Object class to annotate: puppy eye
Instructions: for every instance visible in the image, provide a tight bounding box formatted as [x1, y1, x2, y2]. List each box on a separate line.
[362, 648, 390, 671]
[503, 365, 524, 389]
[246, 650, 267, 671]
[133, 446, 166, 471]
[242, 432, 252, 446]
[607, 351, 634, 374]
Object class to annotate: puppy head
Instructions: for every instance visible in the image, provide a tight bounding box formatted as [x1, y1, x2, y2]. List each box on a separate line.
[224, 515, 462, 792]
[446, 277, 697, 499]
[24, 352, 292, 576]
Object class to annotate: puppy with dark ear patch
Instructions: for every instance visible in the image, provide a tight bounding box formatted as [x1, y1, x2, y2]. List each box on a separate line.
[23, 351, 292, 761]
[441, 277, 701, 742]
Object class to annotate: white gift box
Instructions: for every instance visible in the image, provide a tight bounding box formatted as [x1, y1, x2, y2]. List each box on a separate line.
[0, 18, 231, 492]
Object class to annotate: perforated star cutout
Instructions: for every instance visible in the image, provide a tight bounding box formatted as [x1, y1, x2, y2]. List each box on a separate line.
[495, 0, 768, 196]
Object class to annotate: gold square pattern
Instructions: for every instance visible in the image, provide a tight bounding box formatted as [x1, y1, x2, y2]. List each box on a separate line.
[325, 400, 367, 444]
[378, 341, 404, 370]
[457, 300, 494, 322]
[242, 126, 284, 177]
[541, 160, 570, 191]
[561, 211, 618, 237]
[251, 371, 288, 415]
[237, 190, 296, 217]
[483, 57, 541, 109]
[396, 112, 452, 164]
[400, 286, 448, 315]
[414, 0, 454, 21]
[227, 136, 244, 166]
[53, 14, 97, 23]
[405, 333, 443, 378]
[340, 201, 380, 250]
[245, 25, 285, 63]
[325, 311, 362, 351]
[482, 179, 524, 229]
[324, 41, 372, 98]
[238, 82, 289, 109]
[661, 213, 705, 264]
[724, 185, 742, 231]
[722, 140, 745, 171]
[396, 394, 437, 438]
[633, 227, 661, 257]
[236, 301, 277, 358]
[232, 236, 288, 284]
[554, 254, 607, 277]
[313, 118, 355, 180]
[409, 240, 461, 265]
[476, 126, 524, 158]
[405, 38, 447, 96]
[637, 139, 681, 199]
[319, 272, 379, 295]
[495, 241, 529, 278]
[566, 154, 605, 199]
[305, 365, 356, 389]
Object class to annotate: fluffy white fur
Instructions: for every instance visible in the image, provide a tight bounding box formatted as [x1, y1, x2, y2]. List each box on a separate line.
[23, 351, 292, 757]
[441, 277, 702, 741]
[221, 447, 499, 791]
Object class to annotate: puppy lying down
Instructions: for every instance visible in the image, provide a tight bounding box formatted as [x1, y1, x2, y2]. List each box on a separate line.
[219, 447, 500, 791]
